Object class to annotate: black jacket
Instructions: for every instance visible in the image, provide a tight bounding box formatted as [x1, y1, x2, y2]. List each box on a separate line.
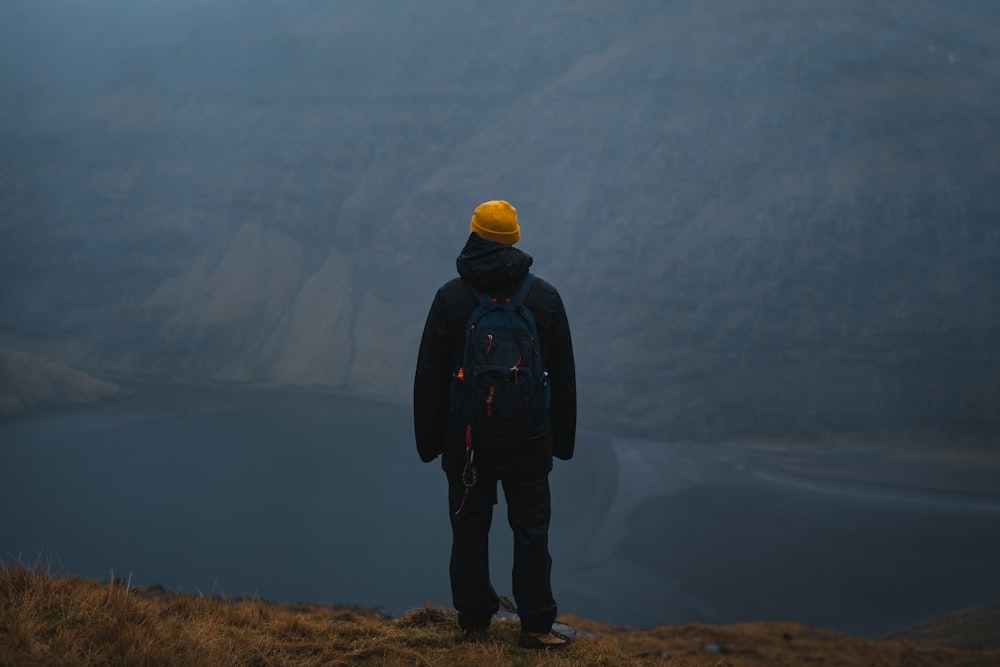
[414, 233, 577, 475]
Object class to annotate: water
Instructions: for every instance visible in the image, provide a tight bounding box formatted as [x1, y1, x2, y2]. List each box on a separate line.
[2, 380, 999, 637]
[1, 383, 443, 606]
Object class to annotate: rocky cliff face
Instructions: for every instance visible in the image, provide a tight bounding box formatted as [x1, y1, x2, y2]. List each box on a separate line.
[1, 0, 998, 442]
[0, 348, 120, 417]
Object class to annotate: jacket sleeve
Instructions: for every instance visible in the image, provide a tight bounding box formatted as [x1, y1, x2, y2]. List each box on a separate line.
[413, 289, 452, 462]
[548, 290, 577, 460]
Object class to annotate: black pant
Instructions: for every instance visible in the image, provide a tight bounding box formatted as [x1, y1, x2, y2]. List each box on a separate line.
[447, 469, 557, 633]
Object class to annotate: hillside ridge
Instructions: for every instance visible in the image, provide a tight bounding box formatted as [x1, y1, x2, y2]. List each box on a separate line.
[1, 566, 998, 666]
[0, 347, 121, 418]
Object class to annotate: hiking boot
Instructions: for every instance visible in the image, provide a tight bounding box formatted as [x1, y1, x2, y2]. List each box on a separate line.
[518, 629, 572, 651]
[462, 628, 490, 644]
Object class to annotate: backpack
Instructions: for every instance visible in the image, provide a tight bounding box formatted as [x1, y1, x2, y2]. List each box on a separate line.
[450, 273, 550, 450]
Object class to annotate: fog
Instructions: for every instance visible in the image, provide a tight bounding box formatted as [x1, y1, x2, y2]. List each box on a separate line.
[1, 0, 999, 633]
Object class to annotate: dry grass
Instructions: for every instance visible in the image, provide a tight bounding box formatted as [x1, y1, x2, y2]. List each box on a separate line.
[2, 563, 997, 666]
[562, 614, 1000, 667]
[0, 563, 633, 666]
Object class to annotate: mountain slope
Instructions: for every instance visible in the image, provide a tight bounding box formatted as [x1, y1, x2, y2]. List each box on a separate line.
[1, 0, 998, 442]
[0, 348, 120, 417]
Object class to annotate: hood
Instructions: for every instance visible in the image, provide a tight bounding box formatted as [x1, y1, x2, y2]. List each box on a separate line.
[456, 232, 534, 293]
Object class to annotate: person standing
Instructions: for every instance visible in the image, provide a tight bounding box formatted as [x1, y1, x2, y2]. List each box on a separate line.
[414, 200, 577, 650]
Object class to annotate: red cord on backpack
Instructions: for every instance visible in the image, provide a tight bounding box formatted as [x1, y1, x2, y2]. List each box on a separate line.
[454, 424, 476, 516]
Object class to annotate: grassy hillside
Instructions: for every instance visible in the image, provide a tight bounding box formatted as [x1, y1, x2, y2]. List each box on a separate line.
[2, 565, 998, 666]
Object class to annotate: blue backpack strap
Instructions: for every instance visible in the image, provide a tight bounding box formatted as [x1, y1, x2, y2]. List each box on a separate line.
[509, 273, 535, 306]
[467, 283, 491, 306]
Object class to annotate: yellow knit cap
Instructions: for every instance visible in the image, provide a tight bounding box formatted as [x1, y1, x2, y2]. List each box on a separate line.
[470, 200, 520, 245]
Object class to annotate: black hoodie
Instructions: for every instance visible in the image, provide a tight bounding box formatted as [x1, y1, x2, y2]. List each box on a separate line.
[414, 233, 577, 475]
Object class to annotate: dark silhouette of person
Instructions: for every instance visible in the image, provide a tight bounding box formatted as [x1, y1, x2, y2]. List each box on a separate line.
[414, 200, 577, 650]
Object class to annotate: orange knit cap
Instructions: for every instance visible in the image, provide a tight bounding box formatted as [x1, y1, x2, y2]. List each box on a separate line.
[470, 200, 520, 245]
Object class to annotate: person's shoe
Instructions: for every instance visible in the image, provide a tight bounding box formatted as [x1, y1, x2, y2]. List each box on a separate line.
[518, 629, 572, 651]
[462, 628, 489, 644]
